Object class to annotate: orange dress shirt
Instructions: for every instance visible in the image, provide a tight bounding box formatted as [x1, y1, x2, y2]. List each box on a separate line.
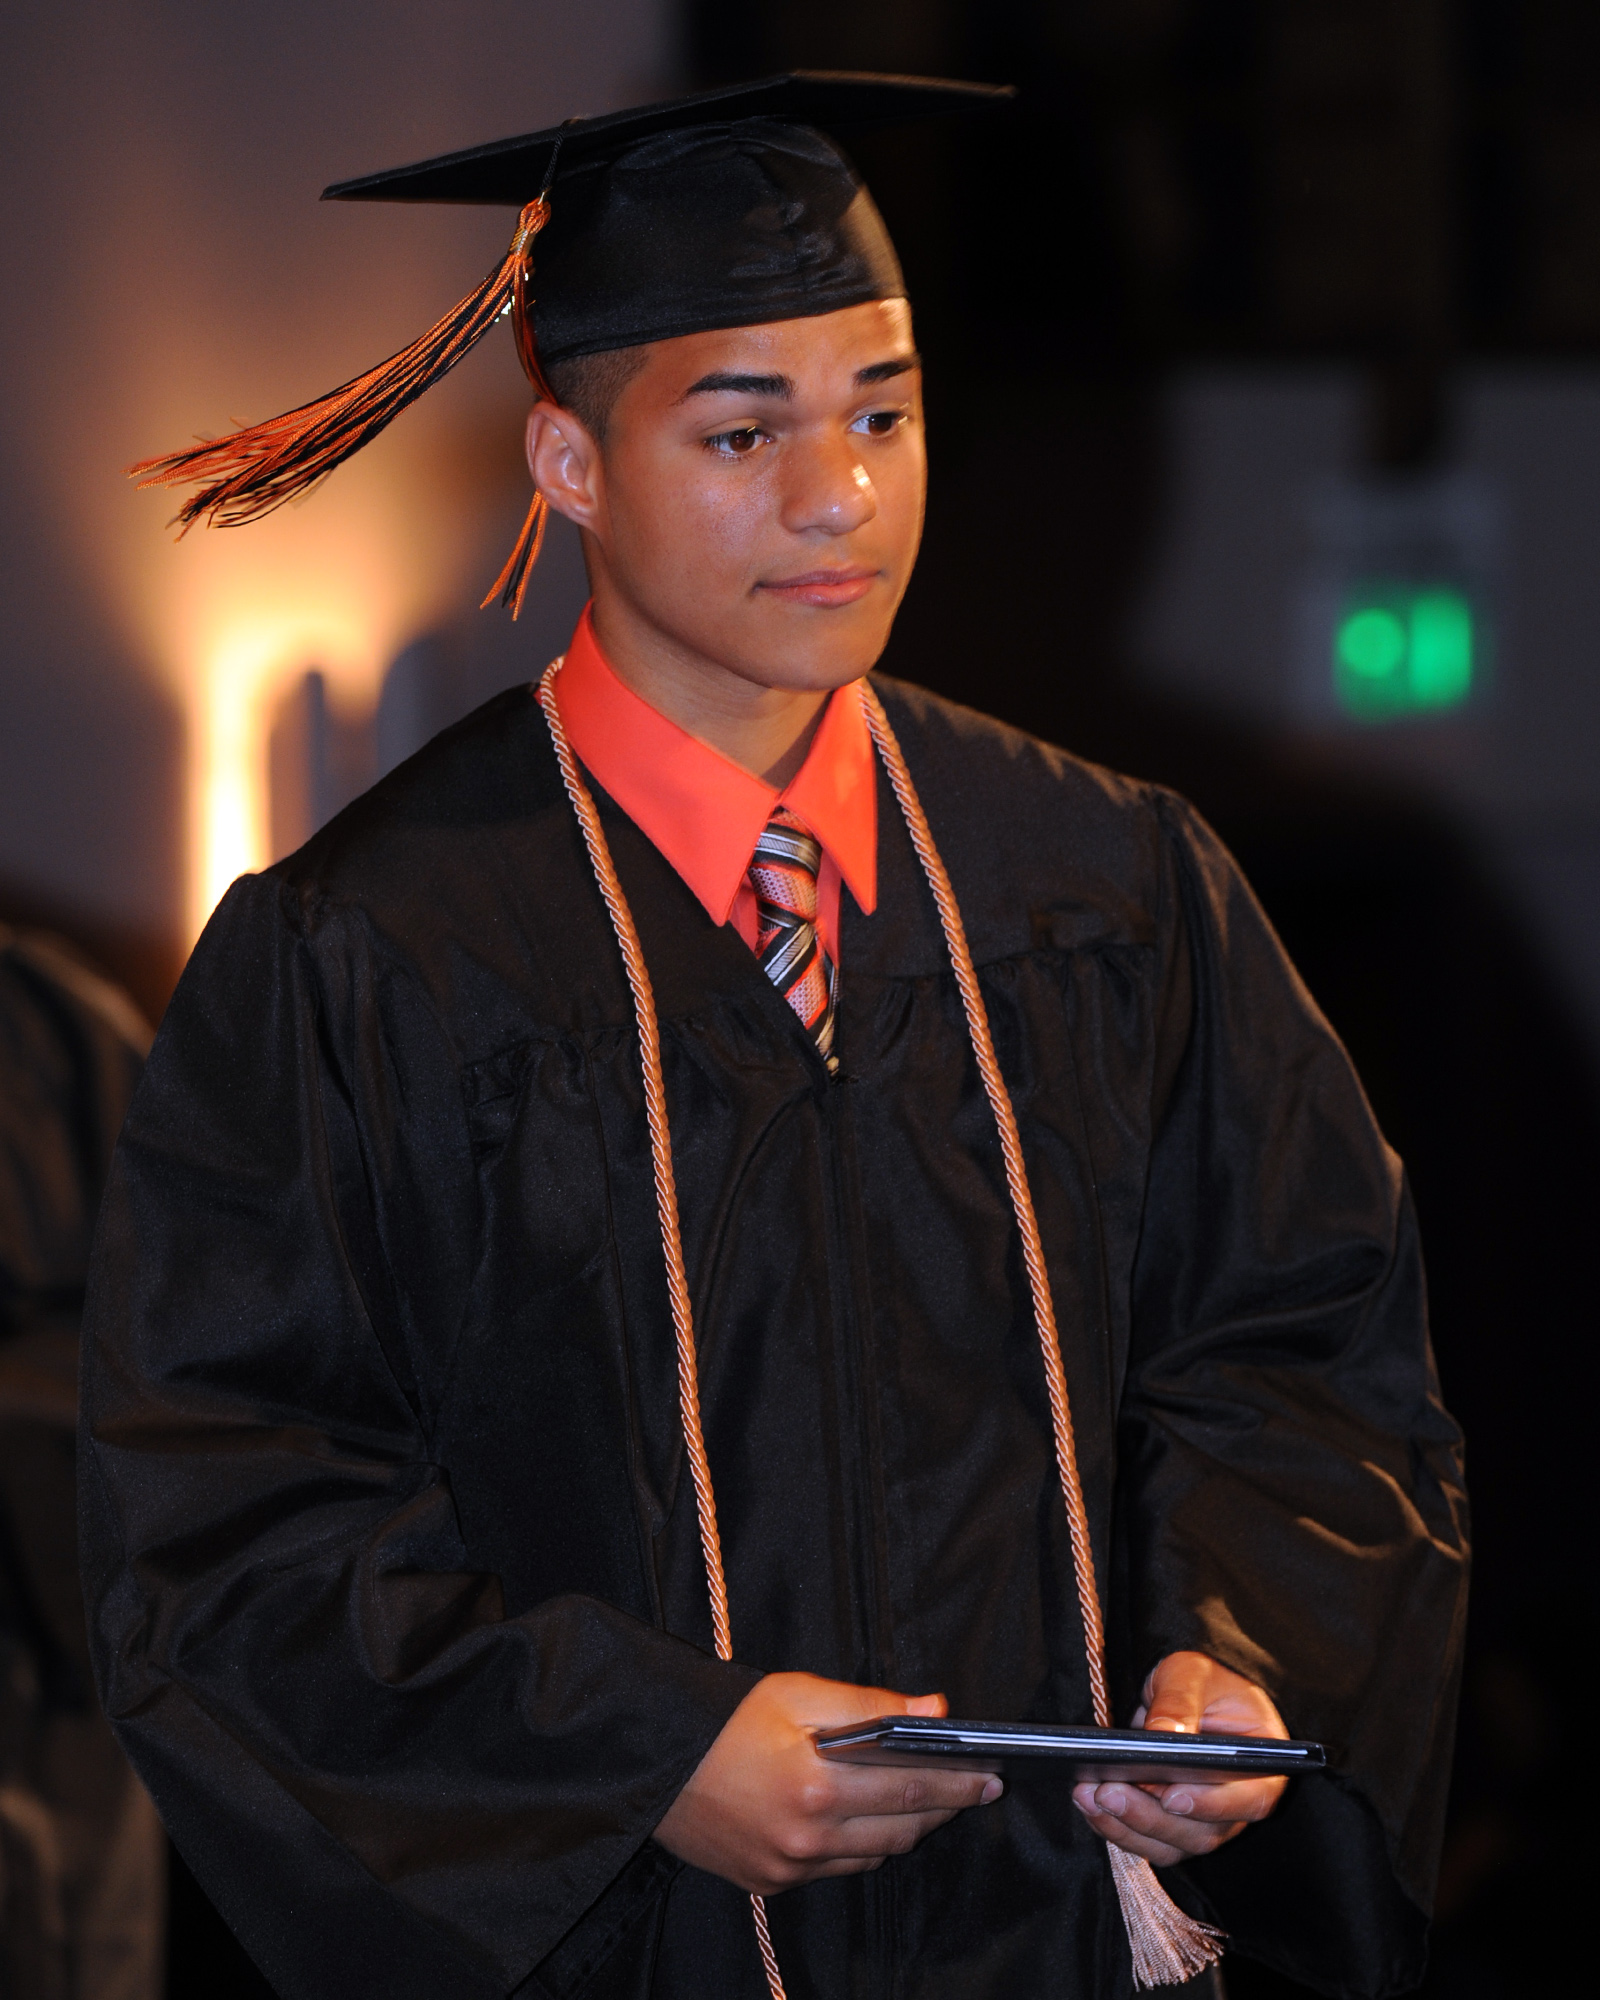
[550, 605, 878, 962]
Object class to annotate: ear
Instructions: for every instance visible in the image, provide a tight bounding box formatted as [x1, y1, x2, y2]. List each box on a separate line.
[527, 403, 604, 531]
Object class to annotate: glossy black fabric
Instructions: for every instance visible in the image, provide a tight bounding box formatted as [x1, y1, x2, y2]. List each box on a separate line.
[322, 74, 1012, 208]
[523, 122, 903, 366]
[79, 681, 1467, 2000]
[327, 79, 942, 366]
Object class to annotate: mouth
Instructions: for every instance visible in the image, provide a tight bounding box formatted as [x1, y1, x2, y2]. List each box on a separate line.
[757, 566, 879, 608]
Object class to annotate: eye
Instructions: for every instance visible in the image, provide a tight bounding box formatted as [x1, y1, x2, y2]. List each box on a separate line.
[704, 426, 769, 458]
[851, 409, 907, 438]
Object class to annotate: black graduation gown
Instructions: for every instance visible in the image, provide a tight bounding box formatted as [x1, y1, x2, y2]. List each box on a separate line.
[79, 678, 1468, 2000]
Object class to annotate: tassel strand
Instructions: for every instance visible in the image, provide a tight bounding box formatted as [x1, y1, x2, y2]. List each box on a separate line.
[480, 489, 550, 619]
[128, 197, 552, 535]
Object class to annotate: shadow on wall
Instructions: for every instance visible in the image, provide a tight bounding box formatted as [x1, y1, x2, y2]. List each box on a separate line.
[265, 512, 592, 861]
[0, 643, 187, 1033]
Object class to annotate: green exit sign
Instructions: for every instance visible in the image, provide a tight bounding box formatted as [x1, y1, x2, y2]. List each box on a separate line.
[1333, 586, 1477, 720]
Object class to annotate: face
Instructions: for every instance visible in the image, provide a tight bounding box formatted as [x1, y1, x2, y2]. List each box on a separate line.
[529, 298, 925, 694]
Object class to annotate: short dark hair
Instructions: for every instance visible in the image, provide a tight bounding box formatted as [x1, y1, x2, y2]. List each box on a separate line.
[541, 345, 648, 441]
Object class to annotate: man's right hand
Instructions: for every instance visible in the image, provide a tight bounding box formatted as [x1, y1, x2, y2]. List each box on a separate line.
[653, 1672, 1002, 1895]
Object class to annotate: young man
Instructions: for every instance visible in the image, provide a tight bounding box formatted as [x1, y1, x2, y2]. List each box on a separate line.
[84, 76, 1467, 2000]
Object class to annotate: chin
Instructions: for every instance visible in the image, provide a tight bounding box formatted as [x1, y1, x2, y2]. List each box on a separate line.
[742, 605, 897, 692]
[751, 641, 889, 694]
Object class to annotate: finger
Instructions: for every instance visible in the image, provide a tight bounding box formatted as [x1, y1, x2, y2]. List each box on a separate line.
[1073, 1796, 1239, 1865]
[851, 1684, 948, 1722]
[902, 1692, 949, 1718]
[795, 1853, 890, 1880]
[1072, 1781, 1247, 1860]
[764, 1801, 982, 1889]
[1071, 1798, 1187, 1869]
[748, 1852, 894, 1891]
[828, 1767, 1002, 1818]
[1154, 1776, 1286, 1825]
[805, 1681, 947, 1727]
[1142, 1653, 1212, 1736]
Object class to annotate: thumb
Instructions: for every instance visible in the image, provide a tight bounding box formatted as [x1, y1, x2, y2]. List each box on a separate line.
[791, 1678, 949, 1727]
[852, 1685, 947, 1720]
[1142, 1651, 1211, 1735]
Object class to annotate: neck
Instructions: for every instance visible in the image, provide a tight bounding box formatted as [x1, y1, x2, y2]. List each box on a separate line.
[588, 593, 831, 790]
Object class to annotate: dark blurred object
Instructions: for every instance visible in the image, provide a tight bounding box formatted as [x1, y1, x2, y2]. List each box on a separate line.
[0, 924, 280, 1996]
[0, 884, 182, 1040]
[0, 926, 161, 1997]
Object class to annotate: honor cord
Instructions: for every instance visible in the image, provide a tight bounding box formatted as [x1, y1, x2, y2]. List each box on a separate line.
[542, 661, 1221, 1991]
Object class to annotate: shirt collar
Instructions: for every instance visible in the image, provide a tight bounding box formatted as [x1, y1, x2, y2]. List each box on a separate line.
[551, 604, 878, 926]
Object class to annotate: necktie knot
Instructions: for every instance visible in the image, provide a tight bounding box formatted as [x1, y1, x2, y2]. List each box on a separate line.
[748, 807, 837, 1069]
[750, 806, 820, 927]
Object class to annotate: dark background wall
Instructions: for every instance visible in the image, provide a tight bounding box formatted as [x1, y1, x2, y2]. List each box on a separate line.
[4, 5, 1596, 1996]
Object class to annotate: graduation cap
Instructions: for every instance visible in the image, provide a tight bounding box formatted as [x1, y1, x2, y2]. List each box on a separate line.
[130, 71, 1013, 615]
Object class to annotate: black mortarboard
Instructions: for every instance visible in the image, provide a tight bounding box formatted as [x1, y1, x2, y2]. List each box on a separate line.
[132, 72, 1013, 612]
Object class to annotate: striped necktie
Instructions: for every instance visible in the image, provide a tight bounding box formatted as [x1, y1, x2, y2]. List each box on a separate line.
[748, 806, 838, 1070]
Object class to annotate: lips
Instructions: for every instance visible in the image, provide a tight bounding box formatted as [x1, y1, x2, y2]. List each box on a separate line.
[759, 567, 877, 608]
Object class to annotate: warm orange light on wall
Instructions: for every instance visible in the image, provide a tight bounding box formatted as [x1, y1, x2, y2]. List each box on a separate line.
[69, 176, 527, 948]
[191, 609, 368, 934]
[114, 428, 495, 943]
[11, 13, 661, 968]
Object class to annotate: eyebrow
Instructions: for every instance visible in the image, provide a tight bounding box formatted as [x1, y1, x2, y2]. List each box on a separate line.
[682, 370, 793, 400]
[680, 354, 922, 401]
[855, 356, 920, 385]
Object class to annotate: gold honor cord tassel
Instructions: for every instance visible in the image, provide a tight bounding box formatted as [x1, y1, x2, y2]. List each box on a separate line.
[543, 657, 1222, 1992]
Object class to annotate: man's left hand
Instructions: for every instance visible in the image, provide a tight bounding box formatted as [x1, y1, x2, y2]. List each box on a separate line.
[1071, 1650, 1288, 1867]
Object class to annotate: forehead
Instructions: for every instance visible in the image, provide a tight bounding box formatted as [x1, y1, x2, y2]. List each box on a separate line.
[633, 298, 917, 396]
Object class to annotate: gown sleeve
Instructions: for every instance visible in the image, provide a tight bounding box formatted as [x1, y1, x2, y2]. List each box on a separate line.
[1117, 792, 1470, 1999]
[78, 873, 759, 2000]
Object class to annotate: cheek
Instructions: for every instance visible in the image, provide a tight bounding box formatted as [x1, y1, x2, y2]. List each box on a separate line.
[879, 438, 928, 556]
[612, 452, 771, 591]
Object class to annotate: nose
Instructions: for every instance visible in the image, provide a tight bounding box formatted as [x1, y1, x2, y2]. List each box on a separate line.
[779, 429, 877, 537]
